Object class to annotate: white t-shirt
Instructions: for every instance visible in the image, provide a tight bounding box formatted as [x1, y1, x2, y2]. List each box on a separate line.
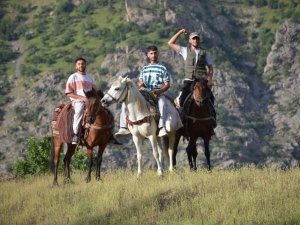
[178, 46, 213, 65]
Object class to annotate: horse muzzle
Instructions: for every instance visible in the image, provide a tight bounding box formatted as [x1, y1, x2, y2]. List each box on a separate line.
[100, 98, 110, 107]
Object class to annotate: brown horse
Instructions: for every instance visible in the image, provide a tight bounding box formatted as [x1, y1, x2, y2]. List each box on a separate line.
[173, 79, 215, 170]
[51, 90, 113, 185]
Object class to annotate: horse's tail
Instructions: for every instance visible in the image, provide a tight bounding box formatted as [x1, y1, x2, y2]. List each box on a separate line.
[50, 133, 55, 174]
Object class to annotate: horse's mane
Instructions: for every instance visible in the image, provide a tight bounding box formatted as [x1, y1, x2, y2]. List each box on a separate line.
[126, 78, 149, 113]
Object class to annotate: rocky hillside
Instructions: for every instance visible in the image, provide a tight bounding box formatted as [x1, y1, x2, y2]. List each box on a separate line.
[0, 0, 299, 177]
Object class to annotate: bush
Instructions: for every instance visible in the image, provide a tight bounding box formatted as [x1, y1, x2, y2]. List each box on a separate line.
[21, 64, 41, 77]
[76, 1, 96, 14]
[13, 135, 91, 176]
[13, 136, 51, 176]
[98, 80, 108, 90]
[98, 67, 109, 75]
[55, 0, 74, 14]
[0, 18, 18, 40]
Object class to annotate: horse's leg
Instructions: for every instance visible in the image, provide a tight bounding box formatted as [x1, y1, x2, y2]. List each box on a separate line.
[173, 130, 182, 167]
[157, 137, 165, 166]
[148, 135, 163, 176]
[86, 146, 93, 183]
[52, 135, 62, 186]
[203, 138, 211, 170]
[167, 132, 176, 171]
[186, 138, 197, 170]
[96, 145, 105, 181]
[132, 134, 144, 176]
[63, 144, 76, 183]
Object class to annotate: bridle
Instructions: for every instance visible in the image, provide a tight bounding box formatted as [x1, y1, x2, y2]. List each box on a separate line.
[105, 82, 128, 104]
[193, 82, 208, 106]
[106, 81, 151, 126]
[84, 97, 113, 130]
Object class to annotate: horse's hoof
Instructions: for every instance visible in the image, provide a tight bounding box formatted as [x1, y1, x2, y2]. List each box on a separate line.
[63, 178, 72, 184]
[96, 177, 102, 182]
[157, 169, 163, 176]
[85, 177, 91, 183]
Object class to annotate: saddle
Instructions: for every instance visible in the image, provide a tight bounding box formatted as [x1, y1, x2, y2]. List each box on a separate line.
[181, 93, 217, 136]
[52, 102, 82, 144]
[139, 89, 160, 122]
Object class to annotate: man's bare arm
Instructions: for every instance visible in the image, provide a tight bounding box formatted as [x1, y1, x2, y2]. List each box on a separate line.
[167, 28, 188, 52]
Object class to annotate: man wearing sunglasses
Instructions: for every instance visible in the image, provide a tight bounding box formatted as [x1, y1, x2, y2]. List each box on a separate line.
[168, 28, 216, 127]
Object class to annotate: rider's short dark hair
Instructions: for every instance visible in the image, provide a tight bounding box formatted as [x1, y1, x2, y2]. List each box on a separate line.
[75, 57, 87, 64]
[147, 46, 158, 52]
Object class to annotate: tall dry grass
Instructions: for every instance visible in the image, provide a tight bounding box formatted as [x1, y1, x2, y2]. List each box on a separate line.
[0, 167, 300, 225]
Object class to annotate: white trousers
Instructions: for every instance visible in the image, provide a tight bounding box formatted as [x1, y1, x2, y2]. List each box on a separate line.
[73, 101, 85, 135]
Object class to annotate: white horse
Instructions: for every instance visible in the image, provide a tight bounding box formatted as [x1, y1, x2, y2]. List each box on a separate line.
[101, 76, 182, 176]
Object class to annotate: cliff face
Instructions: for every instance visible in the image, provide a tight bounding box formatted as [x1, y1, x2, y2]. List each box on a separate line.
[0, 1, 299, 177]
[263, 21, 300, 166]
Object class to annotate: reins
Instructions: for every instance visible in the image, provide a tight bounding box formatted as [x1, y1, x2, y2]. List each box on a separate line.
[85, 98, 113, 130]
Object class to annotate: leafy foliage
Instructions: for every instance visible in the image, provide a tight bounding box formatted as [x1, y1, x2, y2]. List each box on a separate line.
[13, 135, 90, 176]
[13, 136, 51, 176]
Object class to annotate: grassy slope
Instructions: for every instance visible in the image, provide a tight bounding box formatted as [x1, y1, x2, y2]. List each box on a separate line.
[1, 168, 300, 225]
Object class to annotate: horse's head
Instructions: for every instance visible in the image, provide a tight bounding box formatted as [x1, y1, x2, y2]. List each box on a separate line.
[101, 76, 129, 107]
[84, 89, 101, 124]
[193, 78, 209, 106]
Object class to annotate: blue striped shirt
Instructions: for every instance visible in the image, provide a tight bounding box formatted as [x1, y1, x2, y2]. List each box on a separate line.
[139, 63, 170, 91]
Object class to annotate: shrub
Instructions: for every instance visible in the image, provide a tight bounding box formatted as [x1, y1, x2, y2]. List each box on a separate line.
[55, 0, 73, 14]
[13, 135, 91, 176]
[98, 80, 108, 90]
[0, 18, 18, 40]
[99, 67, 109, 75]
[13, 136, 51, 176]
[76, 1, 96, 14]
[21, 64, 41, 77]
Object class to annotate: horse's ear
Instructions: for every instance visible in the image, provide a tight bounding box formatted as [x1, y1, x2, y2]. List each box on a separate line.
[121, 75, 128, 83]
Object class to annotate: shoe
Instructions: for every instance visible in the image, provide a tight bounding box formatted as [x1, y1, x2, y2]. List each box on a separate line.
[115, 128, 130, 137]
[109, 136, 123, 145]
[158, 128, 167, 137]
[72, 135, 79, 145]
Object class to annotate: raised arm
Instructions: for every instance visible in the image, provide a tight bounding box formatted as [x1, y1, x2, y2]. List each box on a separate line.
[167, 28, 188, 52]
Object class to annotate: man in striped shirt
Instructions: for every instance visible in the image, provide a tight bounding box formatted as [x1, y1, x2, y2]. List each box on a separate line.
[116, 46, 182, 137]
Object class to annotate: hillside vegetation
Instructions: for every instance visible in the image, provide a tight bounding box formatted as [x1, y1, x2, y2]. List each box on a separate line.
[0, 0, 299, 176]
[1, 168, 300, 225]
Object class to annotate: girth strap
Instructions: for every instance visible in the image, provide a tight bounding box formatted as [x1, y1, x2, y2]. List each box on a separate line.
[185, 115, 215, 123]
[126, 116, 150, 126]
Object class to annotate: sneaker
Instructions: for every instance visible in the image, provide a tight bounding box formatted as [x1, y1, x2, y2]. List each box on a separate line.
[115, 128, 130, 137]
[158, 128, 167, 137]
[72, 135, 79, 145]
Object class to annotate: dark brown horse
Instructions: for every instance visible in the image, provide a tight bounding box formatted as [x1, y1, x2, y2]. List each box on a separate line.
[51, 90, 113, 185]
[173, 79, 215, 170]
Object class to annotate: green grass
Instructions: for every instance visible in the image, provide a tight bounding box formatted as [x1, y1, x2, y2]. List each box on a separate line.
[1, 168, 300, 225]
